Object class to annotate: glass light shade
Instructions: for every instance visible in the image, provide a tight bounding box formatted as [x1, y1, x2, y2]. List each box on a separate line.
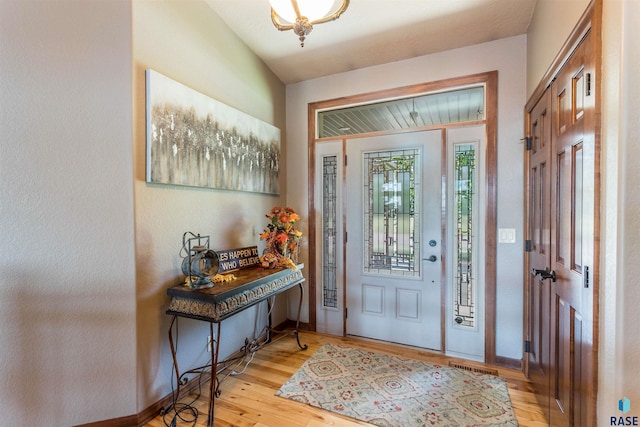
[270, 0, 334, 23]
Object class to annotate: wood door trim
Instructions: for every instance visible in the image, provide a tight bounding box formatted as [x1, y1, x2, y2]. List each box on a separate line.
[307, 103, 317, 331]
[484, 71, 498, 365]
[523, 91, 533, 378]
[308, 71, 499, 364]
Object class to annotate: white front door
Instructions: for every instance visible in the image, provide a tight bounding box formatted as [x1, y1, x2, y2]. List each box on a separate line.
[345, 130, 443, 350]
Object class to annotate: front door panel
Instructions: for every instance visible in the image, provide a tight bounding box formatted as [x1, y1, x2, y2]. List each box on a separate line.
[345, 130, 442, 350]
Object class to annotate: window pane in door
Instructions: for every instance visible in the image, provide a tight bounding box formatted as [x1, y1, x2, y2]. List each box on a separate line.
[363, 149, 420, 276]
[322, 155, 338, 308]
[453, 143, 476, 328]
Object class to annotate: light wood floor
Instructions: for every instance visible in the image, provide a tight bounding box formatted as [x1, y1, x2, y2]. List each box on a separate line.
[144, 330, 547, 427]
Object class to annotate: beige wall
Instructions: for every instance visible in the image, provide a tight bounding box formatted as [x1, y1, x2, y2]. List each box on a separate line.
[132, 0, 287, 413]
[617, 0, 640, 416]
[0, 0, 137, 424]
[526, 0, 591, 96]
[0, 0, 286, 424]
[286, 35, 528, 360]
[600, 0, 640, 423]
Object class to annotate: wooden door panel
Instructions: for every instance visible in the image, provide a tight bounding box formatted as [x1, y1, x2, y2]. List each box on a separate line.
[572, 142, 584, 273]
[549, 31, 595, 427]
[551, 298, 586, 427]
[557, 89, 570, 136]
[526, 89, 551, 422]
[525, 8, 598, 427]
[574, 311, 584, 427]
[552, 296, 570, 419]
[556, 149, 568, 267]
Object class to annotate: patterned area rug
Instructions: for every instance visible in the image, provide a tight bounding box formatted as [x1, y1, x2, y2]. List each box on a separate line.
[276, 344, 518, 427]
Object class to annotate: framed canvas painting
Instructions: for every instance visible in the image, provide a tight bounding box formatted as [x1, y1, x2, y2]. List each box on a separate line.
[145, 69, 280, 195]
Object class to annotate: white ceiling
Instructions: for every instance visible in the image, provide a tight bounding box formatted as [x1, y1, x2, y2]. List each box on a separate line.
[204, 0, 537, 85]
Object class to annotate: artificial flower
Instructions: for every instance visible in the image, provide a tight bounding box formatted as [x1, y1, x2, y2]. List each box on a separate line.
[260, 206, 302, 269]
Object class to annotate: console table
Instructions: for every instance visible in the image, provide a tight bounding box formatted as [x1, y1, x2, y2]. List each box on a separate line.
[166, 264, 307, 426]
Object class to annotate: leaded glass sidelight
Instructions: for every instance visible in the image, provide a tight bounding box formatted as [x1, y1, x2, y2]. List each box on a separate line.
[363, 149, 421, 276]
[453, 144, 476, 328]
[322, 155, 338, 308]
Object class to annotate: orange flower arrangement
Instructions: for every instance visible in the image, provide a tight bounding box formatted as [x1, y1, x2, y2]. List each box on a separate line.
[259, 206, 302, 269]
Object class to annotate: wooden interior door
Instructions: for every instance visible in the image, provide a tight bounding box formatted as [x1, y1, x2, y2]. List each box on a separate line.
[548, 30, 596, 427]
[526, 88, 552, 422]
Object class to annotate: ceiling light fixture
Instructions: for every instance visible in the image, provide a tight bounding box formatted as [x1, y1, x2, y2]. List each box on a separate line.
[270, 0, 349, 47]
[410, 98, 418, 124]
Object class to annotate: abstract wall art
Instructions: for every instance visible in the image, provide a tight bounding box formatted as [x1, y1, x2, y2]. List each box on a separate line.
[145, 69, 280, 195]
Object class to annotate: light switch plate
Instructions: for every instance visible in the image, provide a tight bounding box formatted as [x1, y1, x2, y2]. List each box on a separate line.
[498, 228, 516, 243]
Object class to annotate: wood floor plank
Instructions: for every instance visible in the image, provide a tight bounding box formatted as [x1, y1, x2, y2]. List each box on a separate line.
[144, 331, 544, 427]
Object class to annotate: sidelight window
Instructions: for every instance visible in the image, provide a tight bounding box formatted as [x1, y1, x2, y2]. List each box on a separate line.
[453, 143, 476, 328]
[322, 155, 338, 309]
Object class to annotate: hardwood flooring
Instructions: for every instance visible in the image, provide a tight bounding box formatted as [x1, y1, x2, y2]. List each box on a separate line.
[144, 330, 546, 427]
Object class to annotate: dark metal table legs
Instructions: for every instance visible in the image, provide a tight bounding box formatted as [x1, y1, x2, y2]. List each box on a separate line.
[168, 281, 307, 427]
[294, 282, 308, 350]
[266, 282, 307, 350]
[207, 322, 221, 427]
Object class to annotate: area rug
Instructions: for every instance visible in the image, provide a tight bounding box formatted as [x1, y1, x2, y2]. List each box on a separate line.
[275, 344, 518, 427]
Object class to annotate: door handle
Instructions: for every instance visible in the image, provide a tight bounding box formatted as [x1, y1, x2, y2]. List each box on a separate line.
[423, 255, 438, 262]
[531, 267, 556, 282]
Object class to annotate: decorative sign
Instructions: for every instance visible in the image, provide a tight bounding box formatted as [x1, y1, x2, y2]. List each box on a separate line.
[216, 246, 260, 273]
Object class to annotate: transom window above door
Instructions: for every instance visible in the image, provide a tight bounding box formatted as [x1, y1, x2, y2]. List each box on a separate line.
[317, 86, 484, 138]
